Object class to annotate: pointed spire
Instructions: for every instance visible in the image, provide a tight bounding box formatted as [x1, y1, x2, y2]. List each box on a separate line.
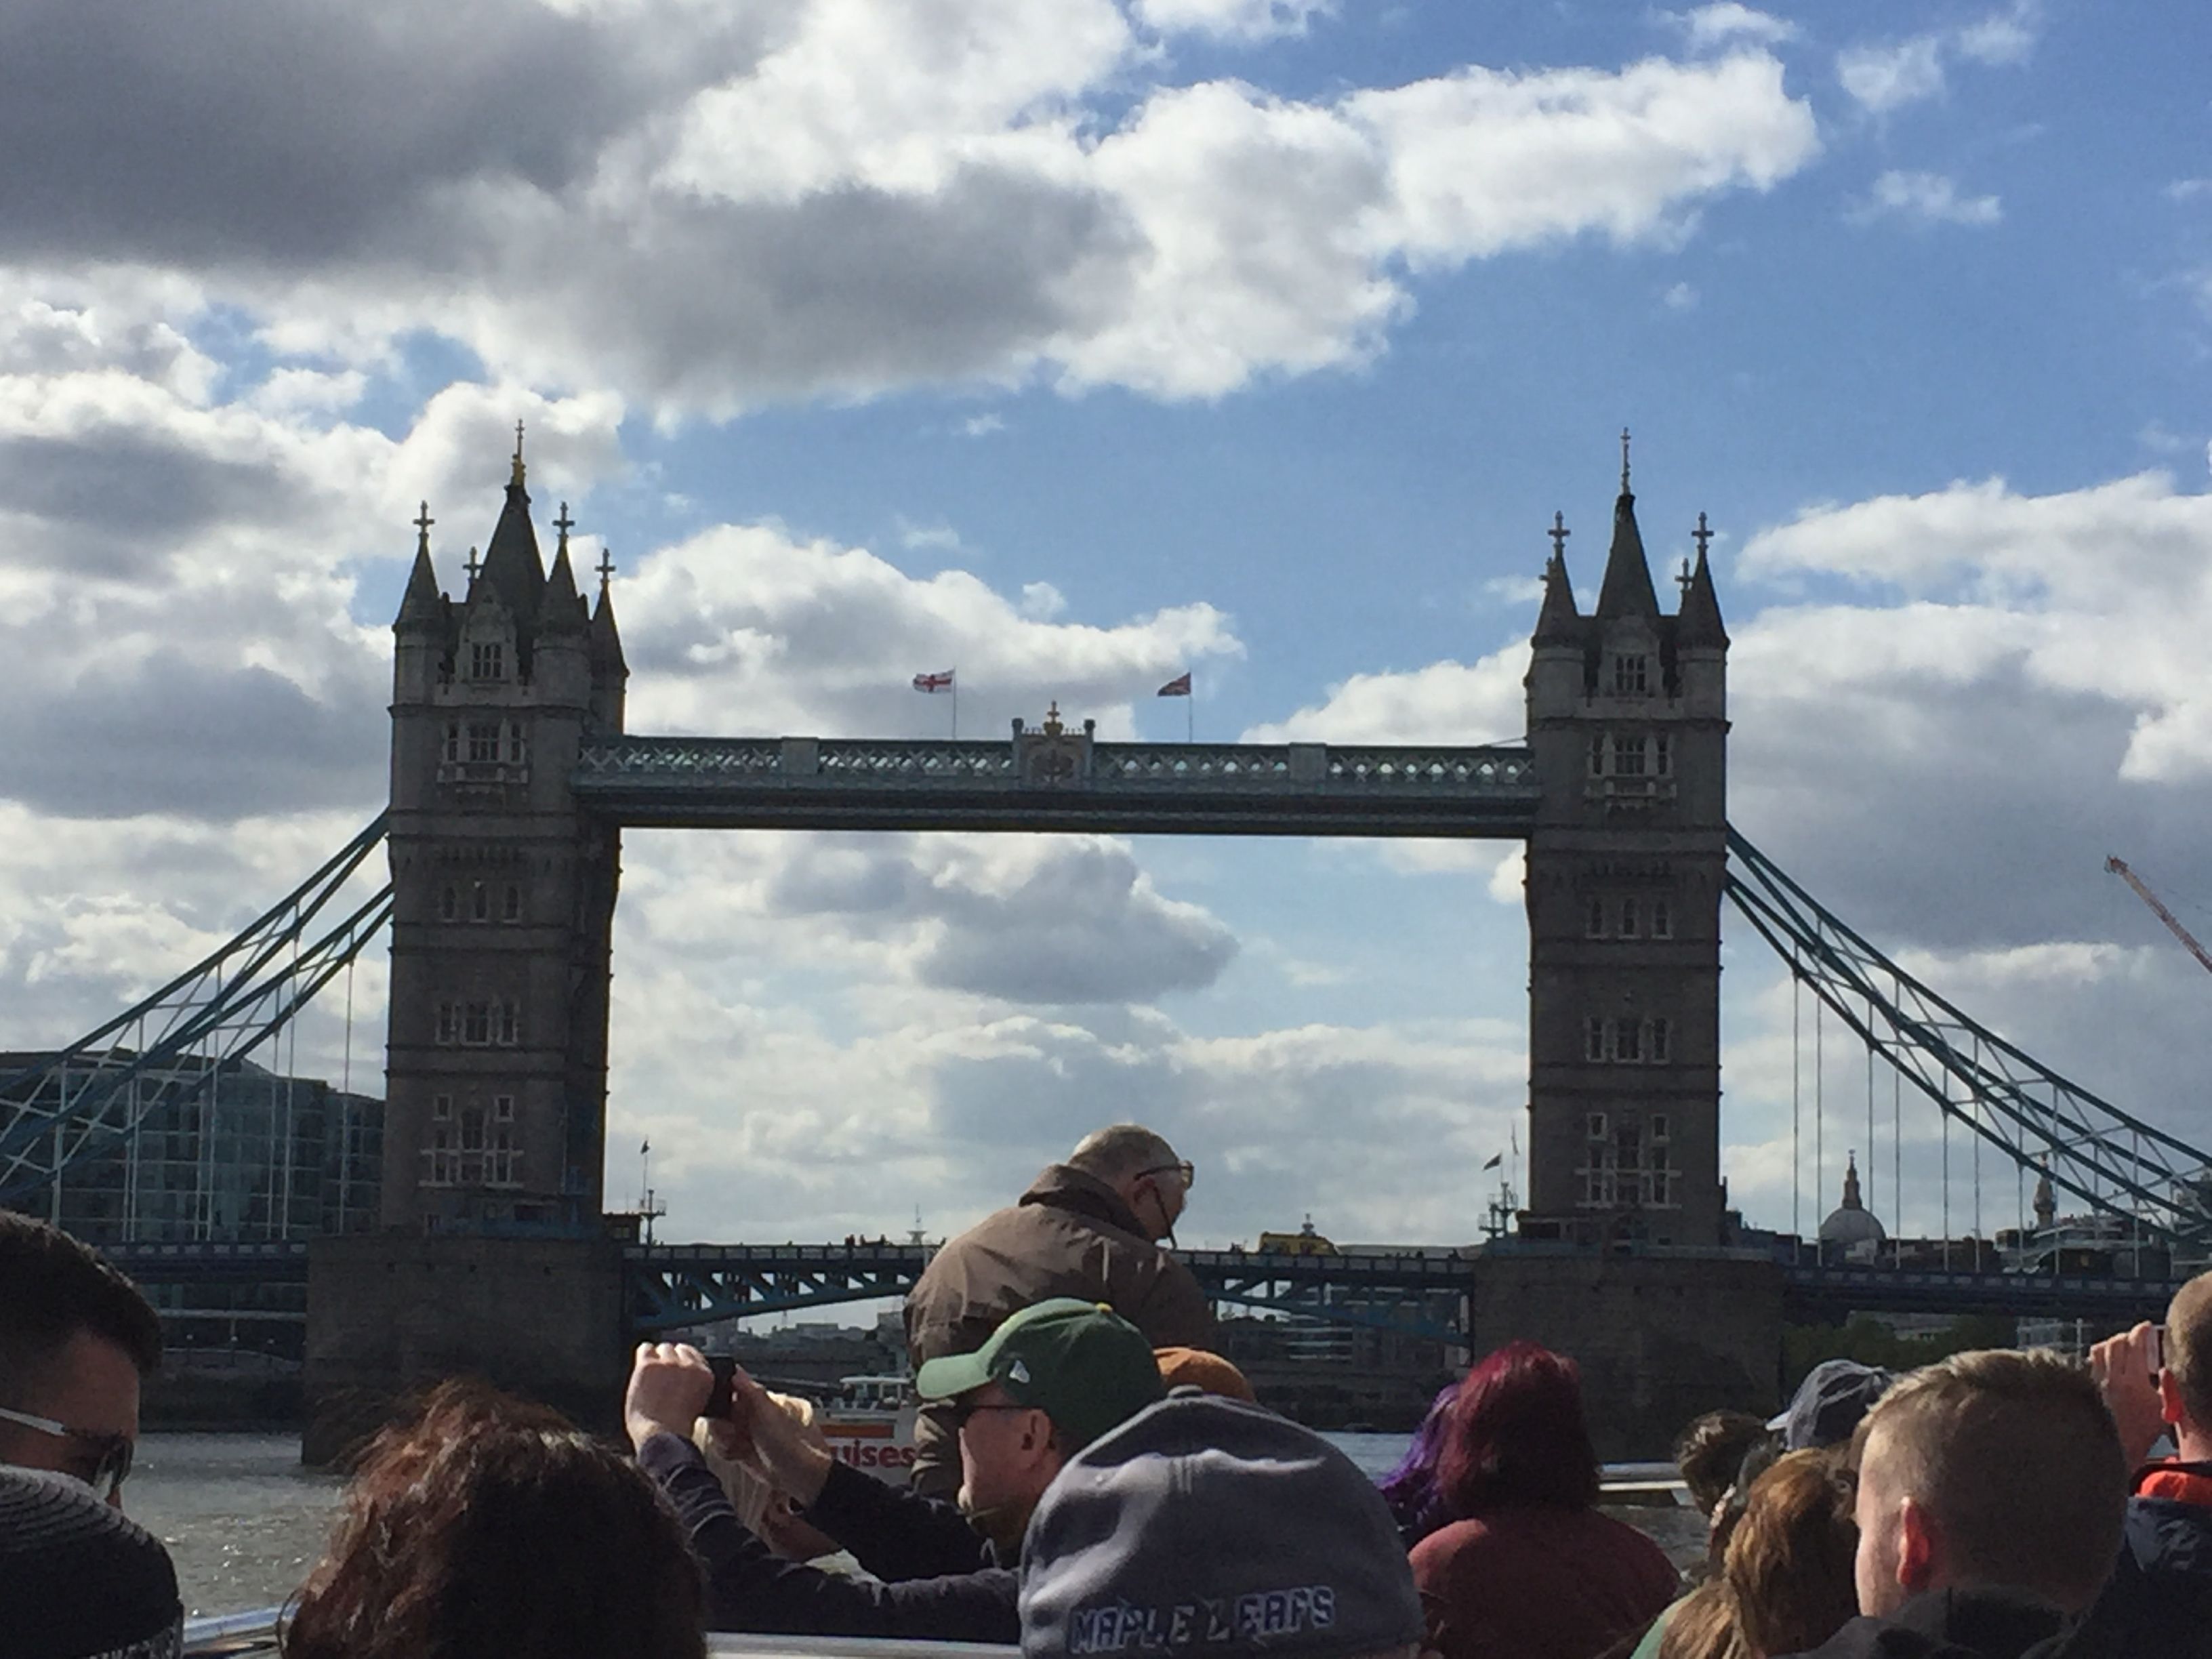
[1595, 450, 1660, 621]
[539, 541, 586, 632]
[1840, 1152, 1864, 1211]
[1533, 515, 1581, 645]
[1677, 513, 1728, 647]
[590, 579, 627, 676]
[396, 541, 443, 629]
[475, 448, 545, 617]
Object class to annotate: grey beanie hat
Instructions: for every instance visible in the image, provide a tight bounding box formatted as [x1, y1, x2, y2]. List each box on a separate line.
[0, 1467, 183, 1659]
[1020, 1391, 1423, 1659]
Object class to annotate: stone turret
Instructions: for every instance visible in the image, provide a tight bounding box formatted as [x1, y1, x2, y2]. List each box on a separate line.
[380, 436, 624, 1233]
[1520, 435, 1732, 1248]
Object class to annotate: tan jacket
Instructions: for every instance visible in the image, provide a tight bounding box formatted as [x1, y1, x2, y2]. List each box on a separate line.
[903, 1163, 1216, 1491]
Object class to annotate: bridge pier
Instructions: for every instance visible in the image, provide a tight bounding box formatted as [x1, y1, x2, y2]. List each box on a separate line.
[302, 1233, 627, 1465]
[1472, 1250, 1783, 1459]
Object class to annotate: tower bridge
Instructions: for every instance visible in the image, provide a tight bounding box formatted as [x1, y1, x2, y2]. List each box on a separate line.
[6, 434, 2209, 1458]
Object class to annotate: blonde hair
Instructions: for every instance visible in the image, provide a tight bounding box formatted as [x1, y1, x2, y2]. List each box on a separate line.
[1858, 1349, 2125, 1612]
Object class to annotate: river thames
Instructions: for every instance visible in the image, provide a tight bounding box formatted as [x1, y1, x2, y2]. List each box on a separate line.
[131, 1431, 1707, 1618]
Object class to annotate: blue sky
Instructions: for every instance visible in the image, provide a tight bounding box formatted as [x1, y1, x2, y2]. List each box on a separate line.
[5, 0, 2212, 1250]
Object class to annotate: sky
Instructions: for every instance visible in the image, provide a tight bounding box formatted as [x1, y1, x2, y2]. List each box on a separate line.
[6, 0, 2212, 1254]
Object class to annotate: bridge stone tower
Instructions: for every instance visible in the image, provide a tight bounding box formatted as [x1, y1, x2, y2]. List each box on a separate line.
[1517, 450, 1729, 1248]
[382, 440, 628, 1233]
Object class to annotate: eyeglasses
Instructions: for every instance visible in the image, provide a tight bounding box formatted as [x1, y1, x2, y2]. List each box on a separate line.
[951, 1399, 1033, 1430]
[0, 1405, 134, 1500]
[1138, 1160, 1195, 1190]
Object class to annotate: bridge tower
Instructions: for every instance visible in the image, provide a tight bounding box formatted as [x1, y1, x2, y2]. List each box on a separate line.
[382, 438, 628, 1233]
[1518, 447, 1729, 1247]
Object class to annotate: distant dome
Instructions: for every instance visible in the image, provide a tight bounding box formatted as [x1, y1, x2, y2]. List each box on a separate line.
[1818, 1154, 1887, 1247]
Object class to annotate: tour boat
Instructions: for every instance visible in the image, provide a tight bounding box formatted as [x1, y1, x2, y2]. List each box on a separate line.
[813, 1372, 920, 1481]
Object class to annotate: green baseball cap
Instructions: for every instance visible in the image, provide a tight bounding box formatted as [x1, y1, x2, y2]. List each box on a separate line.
[916, 1297, 1166, 1452]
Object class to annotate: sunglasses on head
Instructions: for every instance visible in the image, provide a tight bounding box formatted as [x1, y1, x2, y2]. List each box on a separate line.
[0, 1405, 134, 1501]
[1137, 1160, 1195, 1189]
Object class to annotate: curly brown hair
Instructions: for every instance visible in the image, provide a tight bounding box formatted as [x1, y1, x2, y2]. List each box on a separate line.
[283, 1380, 704, 1659]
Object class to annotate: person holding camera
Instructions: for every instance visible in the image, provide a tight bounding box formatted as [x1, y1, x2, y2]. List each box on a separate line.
[2083, 1273, 2212, 1654]
[625, 1297, 1166, 1641]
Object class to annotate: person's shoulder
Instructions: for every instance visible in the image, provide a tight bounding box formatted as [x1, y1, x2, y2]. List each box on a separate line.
[2126, 1489, 2212, 1563]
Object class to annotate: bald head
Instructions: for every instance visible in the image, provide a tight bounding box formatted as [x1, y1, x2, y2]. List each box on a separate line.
[1067, 1126, 1179, 1184]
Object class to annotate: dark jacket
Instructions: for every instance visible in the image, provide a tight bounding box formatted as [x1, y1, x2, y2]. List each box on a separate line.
[637, 1430, 1019, 1641]
[1780, 1588, 2078, 1659]
[2070, 1467, 2212, 1658]
[905, 1162, 1216, 1490]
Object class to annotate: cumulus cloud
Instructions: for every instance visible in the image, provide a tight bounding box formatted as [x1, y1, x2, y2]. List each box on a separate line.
[0, 285, 623, 822]
[0, 3, 1820, 413]
[1849, 169, 2002, 227]
[616, 518, 1243, 741]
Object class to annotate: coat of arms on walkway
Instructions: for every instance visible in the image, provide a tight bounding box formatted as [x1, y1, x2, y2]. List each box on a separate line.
[1017, 702, 1092, 787]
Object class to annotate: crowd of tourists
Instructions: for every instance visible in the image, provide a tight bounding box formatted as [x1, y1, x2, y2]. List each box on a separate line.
[5, 1122, 2212, 1659]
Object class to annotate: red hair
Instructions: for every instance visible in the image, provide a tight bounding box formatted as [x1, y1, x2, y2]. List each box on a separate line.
[1434, 1340, 1599, 1514]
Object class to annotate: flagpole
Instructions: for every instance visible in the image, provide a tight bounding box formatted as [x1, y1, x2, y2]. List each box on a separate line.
[951, 676, 958, 741]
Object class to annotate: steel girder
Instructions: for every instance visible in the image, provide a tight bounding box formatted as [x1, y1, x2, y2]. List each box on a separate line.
[573, 736, 1540, 837]
[1725, 828, 2212, 1252]
[624, 1243, 1473, 1342]
[1782, 1261, 2181, 1324]
[0, 817, 392, 1208]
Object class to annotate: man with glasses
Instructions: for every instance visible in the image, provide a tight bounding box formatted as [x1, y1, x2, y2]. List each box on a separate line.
[905, 1124, 1215, 1496]
[0, 1214, 161, 1509]
[626, 1297, 1166, 1640]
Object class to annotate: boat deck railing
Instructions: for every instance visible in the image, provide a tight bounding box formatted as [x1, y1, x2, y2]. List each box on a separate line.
[185, 1616, 1019, 1659]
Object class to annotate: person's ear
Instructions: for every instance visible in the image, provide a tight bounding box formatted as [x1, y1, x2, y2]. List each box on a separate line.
[2158, 1368, 2189, 1433]
[1895, 1497, 1939, 1594]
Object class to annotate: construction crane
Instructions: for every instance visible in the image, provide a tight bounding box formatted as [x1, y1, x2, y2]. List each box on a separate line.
[2107, 856, 2212, 977]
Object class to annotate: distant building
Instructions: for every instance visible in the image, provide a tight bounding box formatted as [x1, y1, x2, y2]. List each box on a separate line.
[0, 1051, 382, 1245]
[1818, 1153, 1887, 1263]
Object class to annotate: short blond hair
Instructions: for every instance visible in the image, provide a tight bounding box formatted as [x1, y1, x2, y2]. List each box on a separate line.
[1068, 1125, 1179, 1184]
[1858, 1349, 2125, 1612]
[2165, 1271, 2212, 1431]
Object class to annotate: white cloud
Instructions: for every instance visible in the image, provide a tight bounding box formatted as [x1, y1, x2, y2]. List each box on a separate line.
[1668, 4, 1797, 52]
[1348, 53, 1819, 267]
[1663, 280, 1698, 310]
[621, 518, 1244, 741]
[1133, 0, 1334, 41]
[1953, 0, 2040, 67]
[959, 413, 1006, 437]
[1836, 37, 1946, 115]
[0, 5, 1821, 413]
[1849, 169, 2001, 227]
[1835, 5, 2039, 117]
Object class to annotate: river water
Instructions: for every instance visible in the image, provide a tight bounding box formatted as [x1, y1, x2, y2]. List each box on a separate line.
[129, 1432, 1705, 1619]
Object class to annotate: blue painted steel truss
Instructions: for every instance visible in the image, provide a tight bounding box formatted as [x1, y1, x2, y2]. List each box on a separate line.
[0, 817, 393, 1208]
[1725, 829, 2212, 1254]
